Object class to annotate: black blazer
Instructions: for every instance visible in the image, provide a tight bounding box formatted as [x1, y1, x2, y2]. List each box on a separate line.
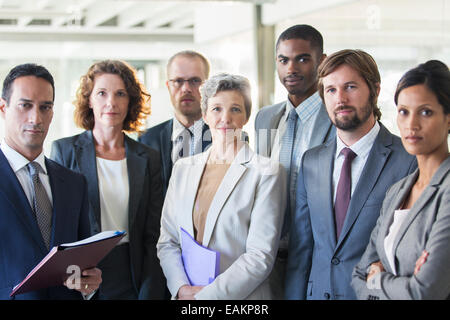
[50, 130, 166, 299]
[138, 119, 212, 197]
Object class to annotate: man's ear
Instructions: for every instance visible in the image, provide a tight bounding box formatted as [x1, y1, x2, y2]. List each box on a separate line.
[375, 82, 381, 97]
[0, 98, 7, 119]
[319, 53, 327, 64]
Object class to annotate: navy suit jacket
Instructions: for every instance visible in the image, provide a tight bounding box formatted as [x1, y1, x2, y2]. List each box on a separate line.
[285, 123, 417, 300]
[0, 149, 91, 300]
[138, 119, 212, 198]
[51, 131, 167, 299]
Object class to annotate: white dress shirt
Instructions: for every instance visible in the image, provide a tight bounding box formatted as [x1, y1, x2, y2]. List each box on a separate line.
[384, 208, 410, 275]
[96, 157, 129, 243]
[172, 117, 204, 164]
[0, 140, 52, 207]
[333, 121, 380, 203]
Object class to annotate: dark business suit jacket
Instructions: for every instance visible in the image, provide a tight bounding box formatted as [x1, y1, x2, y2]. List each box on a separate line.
[51, 130, 166, 299]
[0, 150, 91, 300]
[352, 156, 450, 300]
[285, 123, 417, 300]
[138, 119, 212, 197]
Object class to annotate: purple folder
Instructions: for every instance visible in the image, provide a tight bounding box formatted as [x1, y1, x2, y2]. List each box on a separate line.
[180, 227, 220, 286]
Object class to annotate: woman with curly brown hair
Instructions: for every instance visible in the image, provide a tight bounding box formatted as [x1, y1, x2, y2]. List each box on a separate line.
[51, 60, 166, 299]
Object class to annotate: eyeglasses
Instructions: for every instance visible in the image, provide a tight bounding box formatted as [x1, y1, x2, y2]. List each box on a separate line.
[168, 78, 203, 88]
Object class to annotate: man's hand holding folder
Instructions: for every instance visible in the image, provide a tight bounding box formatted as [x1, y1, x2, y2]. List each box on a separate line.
[64, 267, 102, 296]
[11, 230, 125, 297]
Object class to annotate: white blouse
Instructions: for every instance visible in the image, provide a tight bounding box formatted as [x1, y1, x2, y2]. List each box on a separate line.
[384, 208, 410, 275]
[96, 157, 129, 243]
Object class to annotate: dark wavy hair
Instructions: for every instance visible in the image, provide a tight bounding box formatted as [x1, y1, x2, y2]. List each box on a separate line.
[394, 60, 449, 115]
[2, 63, 55, 103]
[74, 60, 151, 133]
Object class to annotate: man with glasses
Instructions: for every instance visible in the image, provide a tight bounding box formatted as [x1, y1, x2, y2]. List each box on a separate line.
[139, 50, 212, 197]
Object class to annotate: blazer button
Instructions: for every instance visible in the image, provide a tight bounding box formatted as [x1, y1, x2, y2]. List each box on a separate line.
[331, 257, 340, 265]
[324, 293, 331, 300]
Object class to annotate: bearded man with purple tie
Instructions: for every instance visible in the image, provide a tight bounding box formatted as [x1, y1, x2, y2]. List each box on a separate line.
[285, 50, 417, 300]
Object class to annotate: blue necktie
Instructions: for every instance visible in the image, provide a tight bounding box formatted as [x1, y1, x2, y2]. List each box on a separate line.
[279, 108, 298, 237]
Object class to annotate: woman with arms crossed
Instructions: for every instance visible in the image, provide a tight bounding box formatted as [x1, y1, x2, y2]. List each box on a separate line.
[351, 60, 450, 300]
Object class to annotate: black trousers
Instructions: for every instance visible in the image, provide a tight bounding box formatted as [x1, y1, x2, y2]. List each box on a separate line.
[98, 242, 137, 300]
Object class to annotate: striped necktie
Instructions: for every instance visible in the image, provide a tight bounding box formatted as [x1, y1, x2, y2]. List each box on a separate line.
[28, 161, 53, 249]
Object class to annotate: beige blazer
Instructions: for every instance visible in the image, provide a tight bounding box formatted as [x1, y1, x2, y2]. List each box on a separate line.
[352, 156, 450, 300]
[157, 143, 286, 300]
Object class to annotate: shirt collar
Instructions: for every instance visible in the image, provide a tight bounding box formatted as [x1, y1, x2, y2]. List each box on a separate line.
[285, 91, 322, 122]
[0, 139, 47, 174]
[172, 117, 204, 141]
[335, 121, 380, 159]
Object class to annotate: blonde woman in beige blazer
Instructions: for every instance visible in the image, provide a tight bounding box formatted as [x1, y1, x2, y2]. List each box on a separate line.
[352, 60, 450, 300]
[157, 73, 286, 300]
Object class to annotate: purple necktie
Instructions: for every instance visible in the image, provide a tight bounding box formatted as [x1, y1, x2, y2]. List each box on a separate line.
[334, 147, 357, 240]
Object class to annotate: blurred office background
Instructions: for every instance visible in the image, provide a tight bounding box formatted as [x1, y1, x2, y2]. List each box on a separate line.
[0, 0, 448, 152]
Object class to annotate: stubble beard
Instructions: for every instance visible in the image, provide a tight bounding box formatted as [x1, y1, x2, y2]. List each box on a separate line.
[333, 103, 373, 132]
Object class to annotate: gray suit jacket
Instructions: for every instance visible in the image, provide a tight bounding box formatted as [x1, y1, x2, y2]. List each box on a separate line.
[351, 156, 450, 300]
[285, 123, 417, 300]
[254, 100, 335, 157]
[50, 130, 166, 299]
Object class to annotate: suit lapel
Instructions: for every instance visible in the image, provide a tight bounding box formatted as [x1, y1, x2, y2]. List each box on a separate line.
[308, 103, 334, 148]
[202, 123, 212, 151]
[269, 103, 286, 130]
[202, 145, 250, 247]
[376, 171, 418, 271]
[125, 136, 146, 233]
[392, 157, 450, 258]
[180, 150, 210, 238]
[317, 140, 338, 248]
[336, 125, 391, 250]
[47, 158, 66, 249]
[74, 131, 101, 228]
[160, 120, 173, 189]
[0, 150, 47, 253]
[266, 103, 286, 157]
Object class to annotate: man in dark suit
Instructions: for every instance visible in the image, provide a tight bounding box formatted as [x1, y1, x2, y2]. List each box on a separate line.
[285, 50, 417, 300]
[139, 51, 212, 196]
[0, 63, 102, 300]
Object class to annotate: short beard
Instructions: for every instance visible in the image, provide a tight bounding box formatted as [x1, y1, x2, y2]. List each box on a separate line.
[333, 104, 372, 131]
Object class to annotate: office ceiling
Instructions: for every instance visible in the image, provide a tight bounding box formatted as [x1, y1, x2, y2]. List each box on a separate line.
[0, 0, 274, 42]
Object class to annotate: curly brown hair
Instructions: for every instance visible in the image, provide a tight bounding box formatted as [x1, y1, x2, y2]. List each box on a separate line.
[74, 60, 151, 133]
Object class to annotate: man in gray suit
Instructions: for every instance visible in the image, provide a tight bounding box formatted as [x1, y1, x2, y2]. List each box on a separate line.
[285, 49, 417, 300]
[254, 25, 335, 299]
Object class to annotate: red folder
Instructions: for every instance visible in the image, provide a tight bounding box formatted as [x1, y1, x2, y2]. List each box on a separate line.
[10, 230, 126, 297]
